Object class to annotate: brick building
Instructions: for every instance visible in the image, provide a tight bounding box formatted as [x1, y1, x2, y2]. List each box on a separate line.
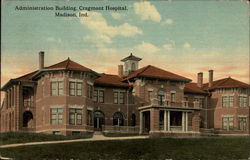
[0, 52, 249, 137]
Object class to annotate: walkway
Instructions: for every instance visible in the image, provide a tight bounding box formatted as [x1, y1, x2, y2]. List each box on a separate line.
[0, 132, 149, 149]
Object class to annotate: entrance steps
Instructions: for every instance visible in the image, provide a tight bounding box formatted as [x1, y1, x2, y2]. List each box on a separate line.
[201, 128, 215, 136]
[94, 131, 103, 135]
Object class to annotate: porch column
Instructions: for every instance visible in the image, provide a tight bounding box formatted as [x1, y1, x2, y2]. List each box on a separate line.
[164, 110, 167, 131]
[182, 112, 185, 132]
[186, 112, 188, 132]
[167, 111, 170, 131]
[139, 111, 143, 134]
[150, 108, 159, 131]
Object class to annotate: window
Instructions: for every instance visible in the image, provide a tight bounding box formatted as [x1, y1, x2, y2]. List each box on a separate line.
[113, 112, 124, 126]
[69, 108, 82, 125]
[113, 91, 125, 104]
[51, 108, 63, 125]
[170, 92, 176, 102]
[69, 82, 75, 96]
[87, 84, 93, 98]
[93, 90, 104, 103]
[51, 81, 64, 96]
[52, 131, 61, 135]
[114, 92, 118, 104]
[119, 92, 125, 104]
[239, 96, 247, 107]
[238, 117, 247, 131]
[24, 96, 33, 107]
[131, 62, 136, 71]
[69, 82, 82, 96]
[148, 91, 153, 102]
[229, 96, 234, 107]
[222, 117, 234, 130]
[158, 90, 165, 105]
[222, 96, 228, 108]
[194, 97, 205, 108]
[93, 90, 98, 102]
[76, 83, 82, 96]
[222, 95, 234, 108]
[72, 131, 81, 136]
[87, 110, 93, 126]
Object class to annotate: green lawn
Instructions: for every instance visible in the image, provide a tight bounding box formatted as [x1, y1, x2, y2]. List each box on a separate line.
[1, 136, 250, 160]
[0, 132, 92, 145]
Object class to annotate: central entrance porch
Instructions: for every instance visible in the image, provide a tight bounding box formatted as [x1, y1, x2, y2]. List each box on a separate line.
[139, 106, 200, 137]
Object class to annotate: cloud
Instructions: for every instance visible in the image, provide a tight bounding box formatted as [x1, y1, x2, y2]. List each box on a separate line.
[79, 11, 142, 37]
[135, 41, 159, 55]
[47, 37, 62, 43]
[133, 1, 161, 22]
[84, 34, 112, 47]
[163, 43, 173, 51]
[162, 18, 173, 25]
[79, 11, 142, 46]
[111, 13, 124, 20]
[163, 40, 175, 51]
[183, 42, 191, 48]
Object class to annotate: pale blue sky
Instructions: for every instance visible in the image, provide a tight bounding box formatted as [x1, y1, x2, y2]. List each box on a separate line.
[1, 0, 249, 86]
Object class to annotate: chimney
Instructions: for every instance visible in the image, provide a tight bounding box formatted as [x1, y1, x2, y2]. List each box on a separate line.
[39, 51, 44, 70]
[209, 70, 213, 88]
[118, 65, 123, 77]
[197, 72, 203, 88]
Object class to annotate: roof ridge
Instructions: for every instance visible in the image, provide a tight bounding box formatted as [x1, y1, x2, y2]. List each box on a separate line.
[66, 58, 70, 69]
[138, 65, 152, 76]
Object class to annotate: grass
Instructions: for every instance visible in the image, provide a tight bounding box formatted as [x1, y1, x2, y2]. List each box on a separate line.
[0, 136, 249, 160]
[0, 132, 92, 145]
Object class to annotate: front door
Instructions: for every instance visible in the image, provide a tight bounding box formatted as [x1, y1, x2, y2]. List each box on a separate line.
[94, 111, 105, 131]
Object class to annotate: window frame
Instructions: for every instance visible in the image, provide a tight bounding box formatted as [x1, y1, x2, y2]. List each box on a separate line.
[238, 117, 247, 131]
[51, 81, 64, 96]
[51, 108, 63, 125]
[69, 108, 83, 125]
[222, 116, 234, 131]
[114, 92, 119, 104]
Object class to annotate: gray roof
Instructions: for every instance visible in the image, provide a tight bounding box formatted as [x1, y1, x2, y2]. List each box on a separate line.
[121, 53, 142, 62]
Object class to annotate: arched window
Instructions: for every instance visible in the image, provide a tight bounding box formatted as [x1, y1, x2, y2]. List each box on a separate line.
[131, 114, 136, 126]
[23, 111, 33, 127]
[158, 90, 165, 105]
[113, 112, 124, 126]
[94, 111, 105, 129]
[131, 63, 136, 71]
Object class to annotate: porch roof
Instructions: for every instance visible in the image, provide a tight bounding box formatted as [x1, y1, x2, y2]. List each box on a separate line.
[138, 105, 201, 112]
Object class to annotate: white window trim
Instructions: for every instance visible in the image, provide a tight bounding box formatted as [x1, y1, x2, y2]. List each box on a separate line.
[87, 107, 93, 111]
[68, 105, 84, 109]
[50, 105, 65, 109]
[69, 78, 83, 82]
[238, 115, 247, 118]
[222, 115, 234, 118]
[51, 78, 64, 82]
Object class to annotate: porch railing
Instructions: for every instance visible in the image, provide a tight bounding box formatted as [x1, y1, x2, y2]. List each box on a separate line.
[170, 126, 182, 132]
[151, 98, 201, 109]
[102, 125, 139, 133]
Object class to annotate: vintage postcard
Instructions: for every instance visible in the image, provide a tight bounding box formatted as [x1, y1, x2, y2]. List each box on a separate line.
[1, 0, 249, 159]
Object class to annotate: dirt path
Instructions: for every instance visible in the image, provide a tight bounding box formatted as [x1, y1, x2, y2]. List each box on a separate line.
[0, 134, 149, 149]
